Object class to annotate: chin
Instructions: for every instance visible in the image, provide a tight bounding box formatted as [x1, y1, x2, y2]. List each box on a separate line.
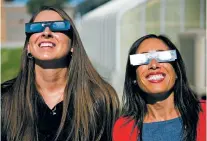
[37, 58, 55, 61]
[146, 88, 169, 95]
[36, 54, 57, 60]
[34, 57, 57, 62]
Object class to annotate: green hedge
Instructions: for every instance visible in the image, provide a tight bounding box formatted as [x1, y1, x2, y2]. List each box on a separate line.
[1, 48, 23, 83]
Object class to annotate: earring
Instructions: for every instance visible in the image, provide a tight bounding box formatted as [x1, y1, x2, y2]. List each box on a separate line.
[175, 75, 178, 79]
[133, 80, 137, 84]
[27, 52, 33, 59]
[68, 51, 72, 57]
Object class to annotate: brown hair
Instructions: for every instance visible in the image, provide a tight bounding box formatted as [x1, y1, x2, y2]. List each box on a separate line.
[1, 6, 119, 141]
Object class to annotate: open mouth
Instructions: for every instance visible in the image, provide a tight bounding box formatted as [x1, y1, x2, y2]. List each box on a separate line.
[146, 72, 166, 82]
[38, 42, 56, 48]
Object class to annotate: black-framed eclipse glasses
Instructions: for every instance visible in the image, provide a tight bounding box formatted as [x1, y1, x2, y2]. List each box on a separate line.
[25, 20, 71, 34]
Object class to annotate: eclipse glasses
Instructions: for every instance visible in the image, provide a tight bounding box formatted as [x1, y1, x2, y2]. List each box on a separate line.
[130, 50, 177, 66]
[25, 20, 71, 34]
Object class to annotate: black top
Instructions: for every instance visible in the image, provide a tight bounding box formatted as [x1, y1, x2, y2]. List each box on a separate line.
[1, 79, 109, 141]
[1, 79, 67, 141]
[37, 97, 63, 141]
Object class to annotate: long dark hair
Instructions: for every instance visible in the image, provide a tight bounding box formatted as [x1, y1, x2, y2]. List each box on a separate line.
[1, 6, 119, 141]
[122, 34, 201, 141]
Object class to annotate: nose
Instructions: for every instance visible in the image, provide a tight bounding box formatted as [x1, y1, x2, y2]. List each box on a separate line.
[42, 27, 53, 38]
[148, 59, 160, 70]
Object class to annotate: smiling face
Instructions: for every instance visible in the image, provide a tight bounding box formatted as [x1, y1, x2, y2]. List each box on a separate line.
[27, 10, 72, 61]
[135, 38, 176, 95]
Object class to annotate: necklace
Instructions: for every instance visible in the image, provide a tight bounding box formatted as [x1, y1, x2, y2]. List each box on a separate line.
[39, 89, 64, 115]
[52, 106, 57, 115]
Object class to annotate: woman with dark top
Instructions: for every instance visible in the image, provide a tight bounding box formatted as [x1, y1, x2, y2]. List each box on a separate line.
[113, 34, 206, 141]
[1, 6, 119, 141]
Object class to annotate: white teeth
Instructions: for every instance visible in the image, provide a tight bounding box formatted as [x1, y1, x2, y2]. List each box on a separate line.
[40, 42, 53, 47]
[147, 74, 164, 81]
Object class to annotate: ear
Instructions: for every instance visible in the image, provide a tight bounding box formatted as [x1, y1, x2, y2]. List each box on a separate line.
[27, 43, 30, 53]
[70, 47, 73, 52]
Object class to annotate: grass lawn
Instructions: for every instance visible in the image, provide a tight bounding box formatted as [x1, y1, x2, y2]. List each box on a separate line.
[1, 48, 23, 83]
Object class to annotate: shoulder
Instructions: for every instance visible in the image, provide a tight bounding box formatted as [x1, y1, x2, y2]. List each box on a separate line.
[113, 116, 138, 141]
[200, 100, 206, 111]
[198, 100, 206, 122]
[199, 100, 206, 121]
[197, 100, 206, 141]
[1, 78, 16, 96]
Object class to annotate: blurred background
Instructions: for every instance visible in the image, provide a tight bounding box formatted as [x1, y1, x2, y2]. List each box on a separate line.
[1, 0, 206, 100]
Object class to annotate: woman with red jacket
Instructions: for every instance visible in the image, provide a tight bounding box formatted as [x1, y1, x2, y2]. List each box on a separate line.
[113, 34, 206, 141]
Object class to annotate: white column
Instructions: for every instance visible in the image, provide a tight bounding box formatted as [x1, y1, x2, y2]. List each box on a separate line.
[140, 2, 146, 35]
[199, 0, 205, 28]
[194, 35, 206, 95]
[160, 0, 166, 34]
[180, 0, 185, 32]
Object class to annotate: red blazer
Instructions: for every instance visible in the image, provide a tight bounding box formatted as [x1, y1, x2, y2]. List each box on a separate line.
[113, 101, 206, 141]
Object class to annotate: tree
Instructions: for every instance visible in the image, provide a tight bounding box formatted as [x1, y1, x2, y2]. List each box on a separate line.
[26, 0, 68, 15]
[77, 0, 110, 16]
[4, 0, 14, 1]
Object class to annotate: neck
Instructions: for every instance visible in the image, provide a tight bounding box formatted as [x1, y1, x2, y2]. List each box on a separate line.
[144, 92, 180, 123]
[35, 63, 68, 109]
